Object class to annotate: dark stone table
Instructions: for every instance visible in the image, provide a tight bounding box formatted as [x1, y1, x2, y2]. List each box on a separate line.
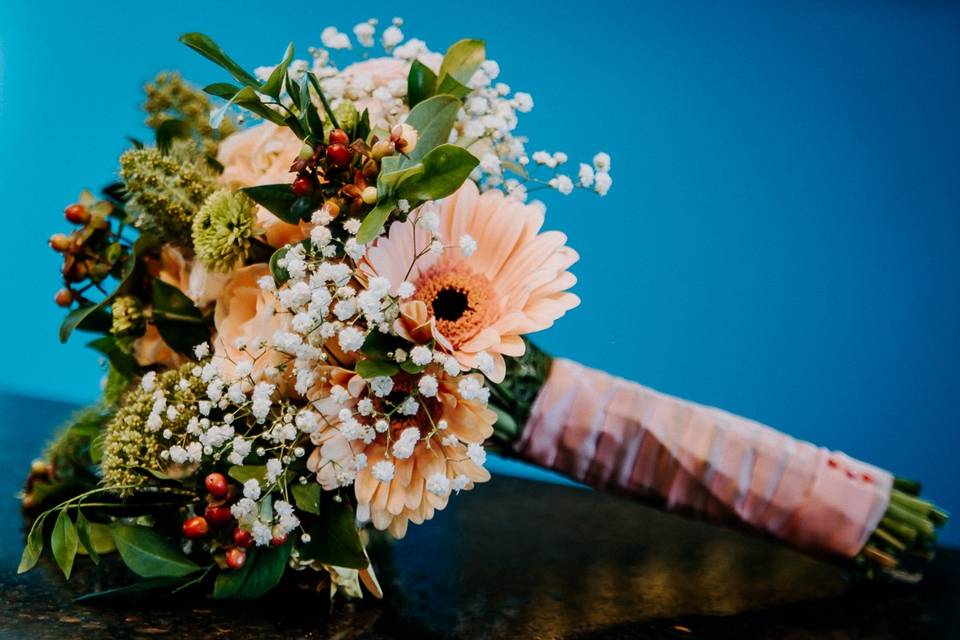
[1, 393, 957, 639]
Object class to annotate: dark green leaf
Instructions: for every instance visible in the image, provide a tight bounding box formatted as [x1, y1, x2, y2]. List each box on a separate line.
[299, 494, 367, 569]
[361, 330, 404, 359]
[298, 75, 324, 142]
[307, 72, 340, 130]
[87, 336, 139, 377]
[111, 523, 202, 578]
[102, 363, 132, 408]
[74, 576, 191, 603]
[356, 198, 396, 244]
[74, 509, 99, 565]
[179, 33, 259, 87]
[242, 184, 300, 224]
[355, 358, 400, 379]
[152, 279, 209, 355]
[284, 72, 301, 106]
[437, 39, 485, 97]
[204, 82, 241, 99]
[398, 95, 461, 166]
[260, 42, 294, 99]
[212, 551, 253, 598]
[214, 542, 291, 600]
[51, 509, 79, 579]
[435, 74, 471, 99]
[408, 60, 438, 108]
[89, 431, 106, 464]
[231, 86, 288, 126]
[60, 234, 160, 343]
[400, 360, 427, 374]
[155, 119, 193, 154]
[17, 524, 44, 574]
[395, 144, 479, 202]
[291, 483, 321, 515]
[356, 108, 371, 142]
[269, 246, 291, 287]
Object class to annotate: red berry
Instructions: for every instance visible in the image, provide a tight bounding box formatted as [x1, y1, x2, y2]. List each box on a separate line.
[271, 532, 288, 547]
[182, 516, 209, 539]
[64, 204, 89, 224]
[204, 472, 228, 498]
[233, 528, 254, 548]
[204, 504, 232, 528]
[54, 288, 73, 307]
[325, 143, 353, 168]
[328, 128, 350, 146]
[291, 176, 313, 196]
[225, 547, 246, 570]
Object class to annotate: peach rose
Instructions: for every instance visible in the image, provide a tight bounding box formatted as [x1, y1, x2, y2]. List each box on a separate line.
[212, 264, 291, 382]
[133, 324, 185, 369]
[157, 245, 228, 310]
[217, 123, 311, 248]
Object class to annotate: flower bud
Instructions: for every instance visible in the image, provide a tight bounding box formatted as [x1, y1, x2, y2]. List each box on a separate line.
[182, 516, 209, 539]
[361, 186, 379, 205]
[391, 123, 418, 154]
[299, 142, 315, 161]
[226, 546, 246, 569]
[64, 204, 89, 224]
[326, 143, 353, 168]
[49, 233, 71, 253]
[371, 139, 396, 160]
[328, 128, 350, 146]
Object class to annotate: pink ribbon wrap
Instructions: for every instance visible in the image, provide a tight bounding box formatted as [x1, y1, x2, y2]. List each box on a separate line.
[516, 358, 893, 559]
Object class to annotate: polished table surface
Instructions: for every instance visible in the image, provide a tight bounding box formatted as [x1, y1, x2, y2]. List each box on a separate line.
[1, 392, 957, 639]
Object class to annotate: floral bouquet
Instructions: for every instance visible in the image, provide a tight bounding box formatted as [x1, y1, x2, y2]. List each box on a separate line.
[20, 19, 946, 602]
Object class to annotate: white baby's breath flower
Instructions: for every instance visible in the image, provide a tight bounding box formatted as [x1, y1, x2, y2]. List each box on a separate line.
[372, 460, 395, 482]
[321, 26, 351, 50]
[459, 234, 478, 257]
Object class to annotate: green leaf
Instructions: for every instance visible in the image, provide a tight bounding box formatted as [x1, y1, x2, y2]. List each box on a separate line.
[60, 234, 159, 343]
[291, 483, 321, 515]
[214, 542, 291, 600]
[152, 279, 208, 355]
[179, 33, 259, 87]
[307, 72, 340, 130]
[355, 358, 400, 379]
[242, 183, 301, 224]
[51, 509, 79, 579]
[77, 522, 116, 557]
[395, 144, 479, 202]
[399, 95, 461, 166]
[437, 39, 485, 97]
[400, 360, 427, 374]
[298, 75, 324, 142]
[111, 523, 202, 578]
[87, 336, 139, 377]
[155, 119, 193, 154]
[74, 509, 99, 565]
[231, 86, 288, 126]
[89, 430, 106, 464]
[299, 494, 367, 569]
[102, 363, 132, 408]
[204, 82, 240, 99]
[407, 59, 437, 108]
[269, 246, 291, 287]
[361, 330, 404, 359]
[17, 525, 44, 574]
[228, 465, 267, 485]
[260, 42, 294, 99]
[356, 198, 396, 244]
[356, 109, 371, 142]
[74, 576, 191, 603]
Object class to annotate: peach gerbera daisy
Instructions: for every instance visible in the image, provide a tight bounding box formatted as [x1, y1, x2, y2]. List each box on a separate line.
[307, 371, 495, 538]
[362, 180, 580, 382]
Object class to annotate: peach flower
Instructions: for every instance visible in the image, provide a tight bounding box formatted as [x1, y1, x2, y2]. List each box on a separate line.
[156, 245, 229, 310]
[362, 181, 580, 382]
[338, 54, 441, 128]
[307, 372, 494, 538]
[212, 264, 291, 382]
[217, 123, 310, 248]
[133, 324, 185, 369]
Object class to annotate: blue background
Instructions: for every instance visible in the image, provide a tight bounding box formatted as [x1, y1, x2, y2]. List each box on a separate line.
[1, 1, 957, 542]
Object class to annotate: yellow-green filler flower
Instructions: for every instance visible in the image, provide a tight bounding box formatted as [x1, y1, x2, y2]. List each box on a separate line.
[192, 189, 257, 272]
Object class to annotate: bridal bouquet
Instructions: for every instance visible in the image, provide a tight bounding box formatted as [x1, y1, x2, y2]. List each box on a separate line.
[20, 19, 945, 602]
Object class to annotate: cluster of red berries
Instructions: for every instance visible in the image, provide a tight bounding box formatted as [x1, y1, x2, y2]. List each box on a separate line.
[180, 472, 287, 570]
[48, 198, 121, 308]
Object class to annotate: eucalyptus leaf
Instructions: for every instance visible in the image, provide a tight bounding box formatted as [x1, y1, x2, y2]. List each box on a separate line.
[179, 33, 259, 87]
[356, 358, 400, 379]
[17, 525, 44, 574]
[356, 198, 396, 244]
[407, 60, 437, 107]
[51, 509, 79, 579]
[260, 42, 294, 99]
[111, 523, 202, 578]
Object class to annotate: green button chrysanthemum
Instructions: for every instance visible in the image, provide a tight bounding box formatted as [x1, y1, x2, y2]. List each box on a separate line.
[192, 189, 257, 272]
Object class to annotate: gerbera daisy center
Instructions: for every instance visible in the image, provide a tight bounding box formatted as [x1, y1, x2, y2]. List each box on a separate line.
[413, 260, 499, 347]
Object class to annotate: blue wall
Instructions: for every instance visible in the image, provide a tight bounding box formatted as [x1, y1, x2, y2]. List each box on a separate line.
[1, 1, 957, 542]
